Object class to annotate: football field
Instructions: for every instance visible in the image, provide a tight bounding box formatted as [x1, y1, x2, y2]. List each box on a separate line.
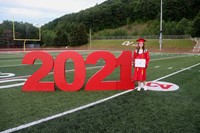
[0, 50, 200, 133]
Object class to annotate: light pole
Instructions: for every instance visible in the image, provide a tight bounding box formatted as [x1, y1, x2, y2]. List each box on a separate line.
[89, 28, 92, 48]
[159, 0, 163, 50]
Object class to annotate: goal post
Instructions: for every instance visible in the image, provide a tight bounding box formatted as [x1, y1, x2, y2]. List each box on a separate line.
[12, 20, 41, 51]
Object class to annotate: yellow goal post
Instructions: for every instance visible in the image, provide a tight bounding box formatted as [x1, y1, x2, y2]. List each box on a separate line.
[12, 20, 41, 51]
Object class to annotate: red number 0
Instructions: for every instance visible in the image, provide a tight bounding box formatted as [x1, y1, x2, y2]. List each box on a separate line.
[54, 51, 86, 91]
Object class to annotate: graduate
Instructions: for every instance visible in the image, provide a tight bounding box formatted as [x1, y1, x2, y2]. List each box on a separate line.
[133, 38, 150, 91]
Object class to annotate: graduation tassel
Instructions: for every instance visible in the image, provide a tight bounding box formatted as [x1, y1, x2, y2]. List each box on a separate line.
[141, 53, 144, 75]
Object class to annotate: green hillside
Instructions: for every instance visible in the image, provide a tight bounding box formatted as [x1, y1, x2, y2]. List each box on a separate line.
[1, 0, 200, 48]
[40, 0, 200, 47]
[90, 39, 195, 51]
[42, 0, 200, 32]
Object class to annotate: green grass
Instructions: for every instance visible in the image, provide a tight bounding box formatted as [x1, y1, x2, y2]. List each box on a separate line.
[16, 66, 200, 133]
[0, 51, 200, 132]
[88, 39, 195, 52]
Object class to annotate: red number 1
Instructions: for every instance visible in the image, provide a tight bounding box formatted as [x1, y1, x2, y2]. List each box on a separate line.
[116, 51, 134, 90]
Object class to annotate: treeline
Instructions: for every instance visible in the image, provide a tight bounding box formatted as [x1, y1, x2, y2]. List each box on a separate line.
[1, 0, 200, 47]
[93, 18, 196, 37]
[42, 23, 88, 47]
[0, 20, 39, 47]
[43, 0, 200, 31]
[41, 0, 200, 46]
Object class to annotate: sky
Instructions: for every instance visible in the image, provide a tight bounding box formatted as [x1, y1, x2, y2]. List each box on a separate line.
[0, 0, 107, 26]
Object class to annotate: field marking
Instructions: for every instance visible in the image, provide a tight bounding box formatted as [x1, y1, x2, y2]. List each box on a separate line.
[155, 66, 160, 68]
[0, 79, 27, 89]
[0, 73, 15, 78]
[0, 54, 193, 68]
[1, 62, 200, 133]
[0, 53, 91, 62]
[0, 59, 23, 62]
[0, 66, 103, 82]
[0, 54, 194, 81]
[0, 55, 87, 68]
[168, 67, 173, 69]
[150, 55, 192, 61]
[154, 63, 200, 81]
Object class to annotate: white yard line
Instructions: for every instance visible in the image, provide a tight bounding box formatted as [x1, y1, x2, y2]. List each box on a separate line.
[0, 54, 193, 81]
[154, 63, 200, 81]
[1, 62, 200, 133]
[0, 53, 91, 62]
[0, 59, 23, 62]
[0, 66, 103, 81]
[0, 54, 192, 68]
[168, 67, 173, 69]
[0, 64, 34, 68]
[0, 79, 27, 89]
[0, 56, 87, 68]
[150, 55, 192, 61]
[0, 51, 114, 68]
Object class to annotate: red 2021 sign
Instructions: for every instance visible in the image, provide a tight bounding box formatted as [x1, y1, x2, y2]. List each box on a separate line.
[22, 51, 134, 92]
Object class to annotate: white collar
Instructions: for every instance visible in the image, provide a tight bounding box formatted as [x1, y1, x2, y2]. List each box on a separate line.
[139, 49, 143, 54]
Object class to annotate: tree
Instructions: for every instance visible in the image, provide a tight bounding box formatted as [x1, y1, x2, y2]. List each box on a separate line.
[0, 30, 14, 47]
[54, 28, 69, 46]
[163, 21, 177, 35]
[69, 23, 88, 46]
[176, 18, 190, 35]
[41, 30, 56, 46]
[192, 11, 200, 37]
[41, 0, 200, 37]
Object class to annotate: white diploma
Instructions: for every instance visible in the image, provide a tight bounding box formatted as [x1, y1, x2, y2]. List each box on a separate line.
[135, 59, 146, 68]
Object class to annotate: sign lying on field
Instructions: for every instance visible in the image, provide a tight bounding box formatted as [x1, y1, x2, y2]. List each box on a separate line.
[0, 72, 15, 78]
[146, 81, 179, 91]
[22, 51, 134, 92]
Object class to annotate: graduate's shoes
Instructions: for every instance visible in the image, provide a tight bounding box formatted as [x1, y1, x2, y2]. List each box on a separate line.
[144, 86, 148, 91]
[137, 87, 141, 91]
[136, 86, 147, 91]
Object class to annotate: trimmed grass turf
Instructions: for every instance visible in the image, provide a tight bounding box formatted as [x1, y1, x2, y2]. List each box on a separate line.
[15, 57, 200, 133]
[0, 51, 200, 132]
[89, 39, 195, 52]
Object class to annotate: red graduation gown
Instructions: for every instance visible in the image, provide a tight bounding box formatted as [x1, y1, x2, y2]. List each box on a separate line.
[133, 49, 150, 81]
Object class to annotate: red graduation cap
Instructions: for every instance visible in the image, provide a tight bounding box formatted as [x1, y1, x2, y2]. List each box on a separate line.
[136, 38, 146, 43]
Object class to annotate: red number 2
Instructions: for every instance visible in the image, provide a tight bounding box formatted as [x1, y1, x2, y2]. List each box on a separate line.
[85, 51, 117, 90]
[22, 51, 54, 91]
